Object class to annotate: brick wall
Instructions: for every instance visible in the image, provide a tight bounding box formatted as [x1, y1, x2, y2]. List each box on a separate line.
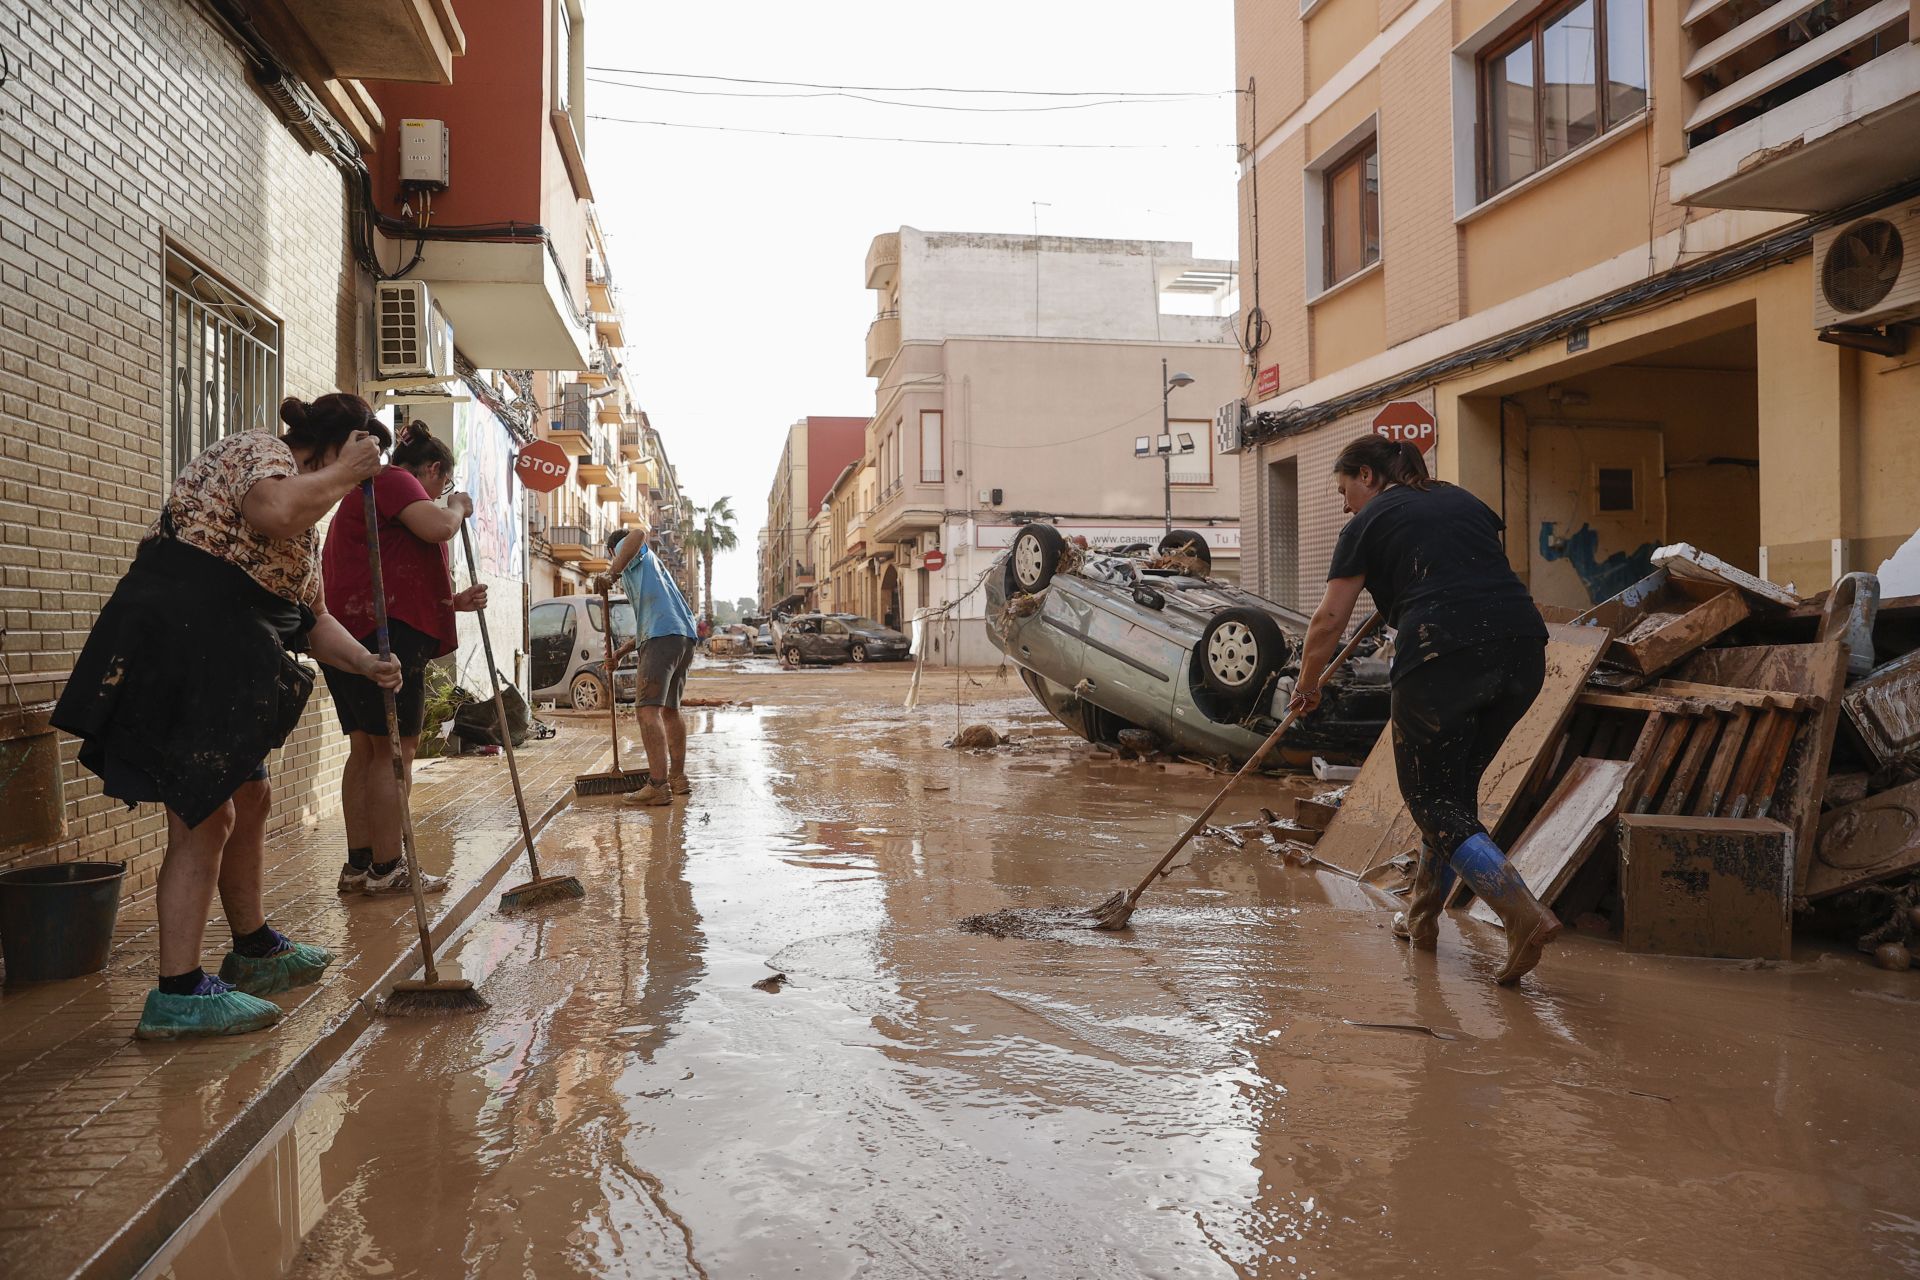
[0, 1, 363, 892]
[1378, 7, 1462, 349]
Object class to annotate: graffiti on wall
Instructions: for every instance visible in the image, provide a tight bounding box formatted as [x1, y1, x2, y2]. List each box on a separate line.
[1538, 521, 1655, 604]
[453, 399, 523, 580]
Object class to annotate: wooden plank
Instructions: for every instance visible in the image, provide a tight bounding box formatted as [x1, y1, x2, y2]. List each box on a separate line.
[1657, 710, 1726, 816]
[1648, 679, 1812, 712]
[1629, 710, 1698, 815]
[1651, 542, 1803, 608]
[1468, 758, 1631, 927]
[1616, 710, 1671, 817]
[1614, 588, 1750, 675]
[1675, 641, 1848, 895]
[1579, 691, 1689, 715]
[1315, 625, 1610, 880]
[1746, 709, 1806, 821]
[1725, 708, 1788, 820]
[1620, 815, 1794, 960]
[1807, 778, 1920, 901]
[1698, 704, 1754, 818]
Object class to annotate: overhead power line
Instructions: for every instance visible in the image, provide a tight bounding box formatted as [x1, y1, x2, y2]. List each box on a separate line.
[585, 65, 1233, 98]
[587, 113, 1235, 150]
[585, 76, 1225, 113]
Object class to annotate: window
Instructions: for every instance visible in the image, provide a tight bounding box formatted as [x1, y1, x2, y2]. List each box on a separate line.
[892, 422, 904, 488]
[919, 410, 943, 483]
[1480, 0, 1646, 200]
[1596, 467, 1635, 512]
[164, 246, 281, 476]
[1323, 138, 1380, 289]
[1169, 420, 1214, 486]
[529, 602, 575, 645]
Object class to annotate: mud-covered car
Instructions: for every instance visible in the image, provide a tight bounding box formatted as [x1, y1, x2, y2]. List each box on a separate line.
[777, 613, 911, 666]
[985, 524, 1389, 764]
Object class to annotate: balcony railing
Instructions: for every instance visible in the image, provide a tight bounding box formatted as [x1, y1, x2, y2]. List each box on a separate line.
[865, 311, 901, 377]
[547, 525, 591, 562]
[865, 232, 900, 288]
[620, 423, 644, 460]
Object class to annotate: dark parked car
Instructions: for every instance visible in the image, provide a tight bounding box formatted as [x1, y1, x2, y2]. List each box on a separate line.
[986, 524, 1389, 764]
[777, 613, 911, 666]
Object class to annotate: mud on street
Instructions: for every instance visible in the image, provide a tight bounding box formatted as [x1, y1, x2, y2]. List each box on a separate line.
[155, 661, 1920, 1279]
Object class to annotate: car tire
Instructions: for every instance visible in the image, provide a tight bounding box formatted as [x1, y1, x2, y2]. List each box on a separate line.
[1198, 608, 1288, 702]
[782, 646, 802, 668]
[851, 643, 868, 663]
[1008, 523, 1067, 593]
[569, 671, 609, 711]
[1159, 529, 1213, 574]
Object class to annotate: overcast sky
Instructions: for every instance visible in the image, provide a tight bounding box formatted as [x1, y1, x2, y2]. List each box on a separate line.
[583, 1, 1239, 606]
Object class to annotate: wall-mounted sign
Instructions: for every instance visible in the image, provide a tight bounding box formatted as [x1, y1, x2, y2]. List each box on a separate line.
[513, 438, 571, 492]
[1215, 398, 1247, 456]
[922, 550, 947, 571]
[1372, 401, 1436, 455]
[1254, 365, 1281, 402]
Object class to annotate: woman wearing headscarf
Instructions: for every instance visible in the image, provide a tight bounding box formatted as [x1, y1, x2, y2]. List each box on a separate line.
[54, 394, 403, 1038]
[320, 421, 486, 895]
[1290, 435, 1556, 986]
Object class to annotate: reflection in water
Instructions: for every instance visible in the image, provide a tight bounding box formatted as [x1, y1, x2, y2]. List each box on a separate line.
[157, 677, 1920, 1280]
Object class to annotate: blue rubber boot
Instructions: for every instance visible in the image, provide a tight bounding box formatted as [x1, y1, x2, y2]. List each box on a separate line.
[218, 930, 334, 997]
[1450, 832, 1559, 985]
[1392, 840, 1457, 950]
[136, 974, 282, 1040]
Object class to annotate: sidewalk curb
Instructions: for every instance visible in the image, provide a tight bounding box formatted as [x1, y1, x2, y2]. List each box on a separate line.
[90, 748, 610, 1280]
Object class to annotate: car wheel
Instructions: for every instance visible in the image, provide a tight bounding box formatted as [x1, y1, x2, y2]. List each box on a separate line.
[569, 671, 608, 711]
[1198, 608, 1288, 701]
[1159, 529, 1213, 574]
[782, 646, 802, 668]
[1008, 523, 1067, 593]
[851, 643, 868, 663]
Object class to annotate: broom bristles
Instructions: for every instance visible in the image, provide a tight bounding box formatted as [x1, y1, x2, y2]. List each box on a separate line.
[575, 770, 650, 796]
[378, 980, 489, 1016]
[499, 874, 586, 911]
[1088, 890, 1135, 932]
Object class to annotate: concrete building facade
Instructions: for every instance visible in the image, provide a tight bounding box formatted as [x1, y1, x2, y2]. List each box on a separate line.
[860, 227, 1244, 664]
[1230, 0, 1920, 613]
[758, 416, 867, 614]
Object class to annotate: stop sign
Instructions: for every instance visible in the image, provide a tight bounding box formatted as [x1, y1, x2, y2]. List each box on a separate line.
[513, 439, 571, 492]
[1373, 401, 1436, 455]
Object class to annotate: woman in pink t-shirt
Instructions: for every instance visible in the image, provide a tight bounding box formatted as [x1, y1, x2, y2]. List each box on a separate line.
[320, 422, 487, 895]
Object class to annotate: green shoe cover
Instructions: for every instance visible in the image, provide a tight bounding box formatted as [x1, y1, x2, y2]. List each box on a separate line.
[135, 985, 281, 1040]
[218, 940, 335, 996]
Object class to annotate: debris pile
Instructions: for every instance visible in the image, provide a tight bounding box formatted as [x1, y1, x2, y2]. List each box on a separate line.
[1314, 543, 1920, 970]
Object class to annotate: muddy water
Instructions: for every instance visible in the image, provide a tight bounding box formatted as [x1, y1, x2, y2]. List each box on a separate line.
[155, 667, 1920, 1278]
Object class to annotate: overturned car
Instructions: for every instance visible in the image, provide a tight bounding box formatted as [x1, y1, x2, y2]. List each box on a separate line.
[985, 524, 1390, 765]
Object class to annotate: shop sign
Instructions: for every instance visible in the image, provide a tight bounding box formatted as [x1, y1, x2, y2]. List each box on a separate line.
[513, 439, 571, 492]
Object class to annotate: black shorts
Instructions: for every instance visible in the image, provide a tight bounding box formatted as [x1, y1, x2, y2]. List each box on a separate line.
[322, 619, 440, 738]
[637, 635, 695, 709]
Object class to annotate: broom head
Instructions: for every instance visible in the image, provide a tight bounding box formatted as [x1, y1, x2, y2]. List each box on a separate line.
[378, 978, 489, 1016]
[1088, 890, 1136, 932]
[575, 769, 650, 797]
[499, 873, 587, 912]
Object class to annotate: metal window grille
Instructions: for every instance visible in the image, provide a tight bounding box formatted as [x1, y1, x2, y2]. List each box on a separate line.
[165, 250, 281, 475]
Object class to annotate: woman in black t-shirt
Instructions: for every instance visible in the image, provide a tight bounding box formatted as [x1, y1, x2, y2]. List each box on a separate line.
[1290, 435, 1557, 986]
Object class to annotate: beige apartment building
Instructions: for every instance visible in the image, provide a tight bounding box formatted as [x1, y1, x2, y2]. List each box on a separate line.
[860, 227, 1244, 664]
[1231, 0, 1920, 612]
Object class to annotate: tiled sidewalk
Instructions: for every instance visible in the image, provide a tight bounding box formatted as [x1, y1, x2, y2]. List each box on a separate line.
[0, 723, 614, 1280]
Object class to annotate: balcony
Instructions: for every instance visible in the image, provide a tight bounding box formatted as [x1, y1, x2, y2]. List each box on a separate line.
[546, 424, 591, 455]
[593, 310, 627, 346]
[619, 424, 644, 460]
[391, 240, 592, 371]
[277, 0, 466, 84]
[865, 231, 900, 289]
[579, 557, 611, 574]
[1670, 0, 1920, 212]
[865, 311, 901, 377]
[595, 481, 623, 504]
[620, 508, 645, 528]
[547, 525, 591, 561]
[577, 456, 614, 486]
[597, 399, 624, 425]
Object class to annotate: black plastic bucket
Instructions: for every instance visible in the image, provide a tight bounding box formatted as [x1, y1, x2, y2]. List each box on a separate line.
[0, 861, 126, 984]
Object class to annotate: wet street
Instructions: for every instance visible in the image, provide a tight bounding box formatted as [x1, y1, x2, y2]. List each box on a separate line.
[152, 662, 1920, 1280]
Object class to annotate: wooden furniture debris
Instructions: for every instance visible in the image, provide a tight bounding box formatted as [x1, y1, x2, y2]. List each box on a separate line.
[1293, 797, 1340, 831]
[1652, 542, 1802, 609]
[1674, 641, 1847, 895]
[1468, 757, 1630, 928]
[1571, 570, 1751, 675]
[1805, 778, 1920, 900]
[1841, 649, 1920, 771]
[1315, 625, 1609, 879]
[1619, 814, 1793, 960]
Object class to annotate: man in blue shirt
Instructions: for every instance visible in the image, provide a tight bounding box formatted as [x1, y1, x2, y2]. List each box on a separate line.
[598, 530, 698, 806]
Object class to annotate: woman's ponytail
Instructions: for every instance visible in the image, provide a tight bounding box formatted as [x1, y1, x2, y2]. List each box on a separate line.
[1332, 433, 1432, 490]
[390, 419, 455, 473]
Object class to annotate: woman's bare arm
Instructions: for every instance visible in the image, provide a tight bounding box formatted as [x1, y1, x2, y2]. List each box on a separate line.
[241, 433, 382, 539]
[396, 492, 473, 544]
[1289, 575, 1366, 713]
[307, 599, 402, 689]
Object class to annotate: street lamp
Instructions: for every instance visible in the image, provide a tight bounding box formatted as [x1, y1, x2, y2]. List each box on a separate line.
[1159, 360, 1196, 535]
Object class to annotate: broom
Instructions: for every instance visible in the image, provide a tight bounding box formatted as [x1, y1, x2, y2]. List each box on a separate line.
[456, 523, 584, 911]
[575, 587, 649, 796]
[1090, 614, 1383, 931]
[362, 481, 487, 1015]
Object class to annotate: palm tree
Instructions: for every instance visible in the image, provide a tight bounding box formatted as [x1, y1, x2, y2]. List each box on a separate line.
[684, 496, 738, 625]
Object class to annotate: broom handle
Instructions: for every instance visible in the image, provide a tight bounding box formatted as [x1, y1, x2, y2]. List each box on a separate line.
[602, 589, 622, 775]
[1121, 613, 1383, 907]
[458, 522, 541, 881]
[363, 480, 439, 986]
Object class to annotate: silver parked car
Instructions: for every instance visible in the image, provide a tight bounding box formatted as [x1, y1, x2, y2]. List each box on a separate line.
[528, 594, 638, 710]
[986, 524, 1390, 764]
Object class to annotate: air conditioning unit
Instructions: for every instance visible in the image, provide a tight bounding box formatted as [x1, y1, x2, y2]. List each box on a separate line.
[1214, 397, 1248, 455]
[1812, 198, 1920, 332]
[373, 281, 454, 379]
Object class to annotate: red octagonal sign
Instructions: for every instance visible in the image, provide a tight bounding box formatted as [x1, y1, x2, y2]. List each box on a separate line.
[923, 550, 947, 571]
[514, 439, 571, 492]
[1373, 401, 1436, 455]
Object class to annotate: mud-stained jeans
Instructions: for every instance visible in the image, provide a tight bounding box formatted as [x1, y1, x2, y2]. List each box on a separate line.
[1390, 637, 1547, 860]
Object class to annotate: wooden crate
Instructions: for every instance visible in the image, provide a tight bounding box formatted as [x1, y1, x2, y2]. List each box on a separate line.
[1573, 571, 1751, 675]
[1620, 814, 1793, 960]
